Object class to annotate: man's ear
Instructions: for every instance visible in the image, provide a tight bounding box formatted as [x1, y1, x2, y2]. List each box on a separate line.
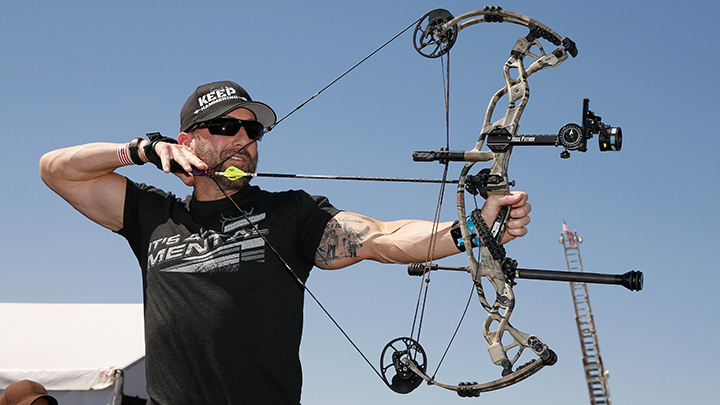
[178, 131, 192, 147]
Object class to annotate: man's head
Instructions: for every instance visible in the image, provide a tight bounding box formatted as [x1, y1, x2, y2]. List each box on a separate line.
[178, 81, 276, 193]
[0, 380, 58, 405]
[180, 80, 276, 133]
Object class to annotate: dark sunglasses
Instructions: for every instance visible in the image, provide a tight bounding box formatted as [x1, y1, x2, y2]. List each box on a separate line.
[193, 117, 266, 141]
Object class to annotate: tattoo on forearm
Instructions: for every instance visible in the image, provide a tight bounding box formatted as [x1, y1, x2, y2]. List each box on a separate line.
[316, 215, 371, 266]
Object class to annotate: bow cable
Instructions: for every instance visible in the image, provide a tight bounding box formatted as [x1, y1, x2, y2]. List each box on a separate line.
[409, 50, 452, 345]
[431, 286, 475, 379]
[429, 195, 486, 379]
[406, 47, 484, 381]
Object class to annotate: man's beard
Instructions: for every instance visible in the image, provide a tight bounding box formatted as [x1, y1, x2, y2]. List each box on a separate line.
[195, 141, 258, 191]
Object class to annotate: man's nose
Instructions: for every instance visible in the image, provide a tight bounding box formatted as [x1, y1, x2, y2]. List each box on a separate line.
[230, 127, 252, 146]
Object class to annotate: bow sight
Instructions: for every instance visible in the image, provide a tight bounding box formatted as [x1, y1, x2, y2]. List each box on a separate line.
[558, 98, 622, 158]
[415, 98, 623, 163]
[485, 97, 622, 159]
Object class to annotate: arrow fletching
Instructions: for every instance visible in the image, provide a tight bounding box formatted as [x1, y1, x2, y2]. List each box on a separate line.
[215, 166, 249, 181]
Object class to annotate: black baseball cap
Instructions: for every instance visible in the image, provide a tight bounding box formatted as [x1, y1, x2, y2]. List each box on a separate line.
[180, 80, 276, 132]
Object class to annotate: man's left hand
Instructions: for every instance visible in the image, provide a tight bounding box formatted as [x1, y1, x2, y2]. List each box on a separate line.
[480, 191, 531, 245]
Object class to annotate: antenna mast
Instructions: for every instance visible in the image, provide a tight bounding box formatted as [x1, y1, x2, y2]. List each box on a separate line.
[560, 223, 612, 405]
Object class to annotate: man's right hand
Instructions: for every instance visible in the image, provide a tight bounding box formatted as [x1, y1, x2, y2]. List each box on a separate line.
[139, 135, 208, 186]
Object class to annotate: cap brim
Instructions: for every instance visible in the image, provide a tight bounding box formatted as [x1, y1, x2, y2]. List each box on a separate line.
[219, 101, 277, 128]
[23, 395, 58, 405]
[43, 395, 59, 405]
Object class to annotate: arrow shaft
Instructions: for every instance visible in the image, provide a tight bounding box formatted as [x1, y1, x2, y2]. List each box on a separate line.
[191, 167, 458, 184]
[251, 172, 459, 184]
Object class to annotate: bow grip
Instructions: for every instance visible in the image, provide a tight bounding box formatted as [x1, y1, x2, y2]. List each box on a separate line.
[490, 205, 511, 243]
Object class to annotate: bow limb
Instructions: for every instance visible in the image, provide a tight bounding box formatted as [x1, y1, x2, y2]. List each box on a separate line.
[403, 353, 546, 394]
[448, 10, 566, 45]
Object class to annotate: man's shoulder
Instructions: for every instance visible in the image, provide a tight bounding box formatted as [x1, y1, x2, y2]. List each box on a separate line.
[274, 188, 339, 213]
[251, 187, 327, 204]
[129, 181, 178, 197]
[126, 180, 188, 209]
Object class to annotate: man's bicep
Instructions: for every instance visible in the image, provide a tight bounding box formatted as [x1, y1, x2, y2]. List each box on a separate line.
[314, 211, 377, 269]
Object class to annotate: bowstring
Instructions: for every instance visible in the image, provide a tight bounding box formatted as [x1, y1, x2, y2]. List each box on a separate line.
[194, 14, 428, 386]
[208, 176, 386, 382]
[268, 16, 424, 132]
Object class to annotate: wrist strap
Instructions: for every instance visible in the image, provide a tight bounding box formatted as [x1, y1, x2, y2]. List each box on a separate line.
[116, 142, 133, 166]
[128, 137, 145, 165]
[450, 218, 483, 252]
[143, 132, 179, 171]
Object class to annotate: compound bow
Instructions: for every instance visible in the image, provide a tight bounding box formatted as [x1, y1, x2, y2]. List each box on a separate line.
[173, 5, 641, 398]
[377, 7, 639, 397]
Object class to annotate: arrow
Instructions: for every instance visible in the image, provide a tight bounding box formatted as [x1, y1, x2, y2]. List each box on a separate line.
[190, 166, 460, 184]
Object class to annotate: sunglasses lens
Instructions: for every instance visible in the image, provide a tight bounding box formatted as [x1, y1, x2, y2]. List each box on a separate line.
[208, 118, 264, 140]
[244, 122, 264, 140]
[208, 119, 239, 136]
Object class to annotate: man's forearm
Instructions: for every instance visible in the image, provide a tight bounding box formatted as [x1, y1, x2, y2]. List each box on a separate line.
[318, 212, 461, 269]
[40, 142, 131, 184]
[366, 219, 460, 264]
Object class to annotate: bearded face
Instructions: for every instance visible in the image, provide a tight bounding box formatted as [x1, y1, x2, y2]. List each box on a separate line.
[193, 136, 258, 191]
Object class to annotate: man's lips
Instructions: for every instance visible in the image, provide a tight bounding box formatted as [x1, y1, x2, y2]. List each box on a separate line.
[212, 140, 256, 171]
[222, 150, 250, 163]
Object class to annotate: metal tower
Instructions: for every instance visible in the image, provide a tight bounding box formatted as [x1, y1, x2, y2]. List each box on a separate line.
[559, 223, 612, 405]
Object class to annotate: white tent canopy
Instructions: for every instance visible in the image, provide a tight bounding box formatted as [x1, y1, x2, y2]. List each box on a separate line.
[0, 303, 147, 405]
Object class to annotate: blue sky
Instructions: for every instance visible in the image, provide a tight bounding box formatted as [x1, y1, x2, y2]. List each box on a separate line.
[2, 0, 718, 404]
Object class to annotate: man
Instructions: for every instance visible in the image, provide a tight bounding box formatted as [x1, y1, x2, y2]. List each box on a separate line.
[0, 380, 58, 405]
[39, 80, 531, 404]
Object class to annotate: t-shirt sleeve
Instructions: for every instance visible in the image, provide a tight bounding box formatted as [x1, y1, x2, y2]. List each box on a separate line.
[297, 193, 341, 264]
[115, 179, 143, 260]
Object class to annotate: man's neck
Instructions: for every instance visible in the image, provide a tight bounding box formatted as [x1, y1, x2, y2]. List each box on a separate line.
[192, 178, 248, 201]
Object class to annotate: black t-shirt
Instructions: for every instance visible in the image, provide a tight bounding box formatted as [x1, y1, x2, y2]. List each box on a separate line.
[118, 180, 340, 404]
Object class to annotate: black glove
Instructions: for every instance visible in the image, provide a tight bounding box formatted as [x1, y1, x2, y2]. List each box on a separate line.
[143, 132, 184, 172]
